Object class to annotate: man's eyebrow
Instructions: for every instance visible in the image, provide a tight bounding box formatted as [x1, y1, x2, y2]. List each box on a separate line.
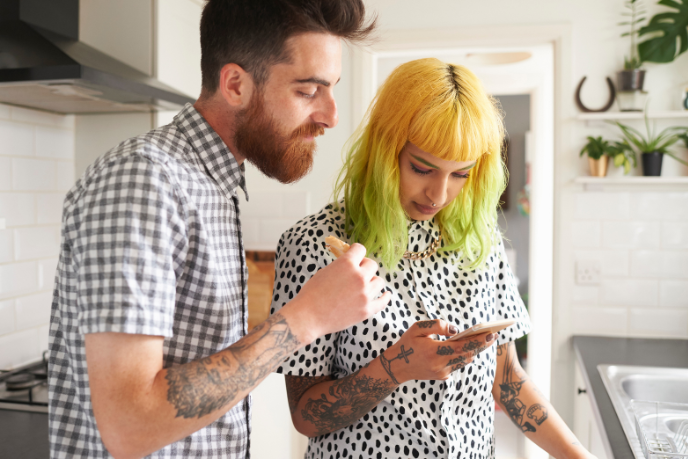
[410, 154, 439, 169]
[293, 77, 341, 87]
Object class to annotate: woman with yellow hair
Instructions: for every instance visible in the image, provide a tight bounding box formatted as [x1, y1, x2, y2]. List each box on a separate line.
[270, 58, 592, 459]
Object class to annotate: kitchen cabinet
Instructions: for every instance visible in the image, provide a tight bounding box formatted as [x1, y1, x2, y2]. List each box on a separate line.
[573, 363, 610, 459]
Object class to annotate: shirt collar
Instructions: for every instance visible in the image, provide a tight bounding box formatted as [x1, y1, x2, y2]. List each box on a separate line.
[173, 103, 249, 200]
[408, 217, 441, 240]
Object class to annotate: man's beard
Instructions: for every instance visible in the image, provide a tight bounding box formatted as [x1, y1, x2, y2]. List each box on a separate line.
[234, 93, 324, 184]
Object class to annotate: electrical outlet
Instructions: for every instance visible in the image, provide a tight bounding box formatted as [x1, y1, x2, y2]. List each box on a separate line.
[576, 260, 601, 285]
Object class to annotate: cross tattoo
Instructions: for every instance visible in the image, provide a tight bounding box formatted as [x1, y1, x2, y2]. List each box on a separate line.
[389, 345, 414, 363]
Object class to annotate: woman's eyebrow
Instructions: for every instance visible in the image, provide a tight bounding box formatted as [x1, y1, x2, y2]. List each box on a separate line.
[410, 154, 439, 169]
[457, 162, 477, 171]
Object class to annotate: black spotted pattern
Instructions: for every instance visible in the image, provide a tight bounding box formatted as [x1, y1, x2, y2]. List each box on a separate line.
[270, 202, 531, 459]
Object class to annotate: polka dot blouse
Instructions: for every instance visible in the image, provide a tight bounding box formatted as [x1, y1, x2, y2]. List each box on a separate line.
[270, 203, 531, 459]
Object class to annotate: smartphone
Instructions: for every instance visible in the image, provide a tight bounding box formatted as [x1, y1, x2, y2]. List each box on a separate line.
[446, 318, 517, 341]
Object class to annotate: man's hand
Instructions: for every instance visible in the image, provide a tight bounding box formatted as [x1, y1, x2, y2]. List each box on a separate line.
[379, 319, 496, 384]
[283, 243, 391, 344]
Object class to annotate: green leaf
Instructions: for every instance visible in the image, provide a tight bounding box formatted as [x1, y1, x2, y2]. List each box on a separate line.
[638, 0, 688, 63]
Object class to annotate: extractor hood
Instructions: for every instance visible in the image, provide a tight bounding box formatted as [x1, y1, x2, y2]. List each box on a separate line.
[0, 0, 195, 114]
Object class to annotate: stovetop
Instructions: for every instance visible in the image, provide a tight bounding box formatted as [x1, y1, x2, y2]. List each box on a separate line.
[0, 353, 49, 414]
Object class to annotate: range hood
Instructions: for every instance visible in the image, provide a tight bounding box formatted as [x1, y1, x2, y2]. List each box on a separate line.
[0, 0, 195, 114]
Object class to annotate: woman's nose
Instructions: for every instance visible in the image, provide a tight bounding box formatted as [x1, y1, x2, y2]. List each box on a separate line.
[426, 176, 449, 206]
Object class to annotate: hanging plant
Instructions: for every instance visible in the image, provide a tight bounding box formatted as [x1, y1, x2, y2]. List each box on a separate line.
[637, 0, 688, 63]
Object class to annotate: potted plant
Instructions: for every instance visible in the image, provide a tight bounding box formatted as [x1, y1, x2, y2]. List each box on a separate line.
[619, 0, 646, 91]
[613, 113, 688, 176]
[580, 136, 637, 176]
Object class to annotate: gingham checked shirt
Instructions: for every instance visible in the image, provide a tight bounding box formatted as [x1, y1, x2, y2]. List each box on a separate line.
[48, 104, 251, 458]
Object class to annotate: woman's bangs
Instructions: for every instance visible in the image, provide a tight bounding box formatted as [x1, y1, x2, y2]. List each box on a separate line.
[408, 103, 491, 163]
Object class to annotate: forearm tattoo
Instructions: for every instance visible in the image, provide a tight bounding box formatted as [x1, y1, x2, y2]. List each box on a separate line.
[301, 370, 397, 437]
[165, 313, 299, 419]
[498, 343, 549, 433]
[285, 375, 332, 414]
[379, 345, 414, 385]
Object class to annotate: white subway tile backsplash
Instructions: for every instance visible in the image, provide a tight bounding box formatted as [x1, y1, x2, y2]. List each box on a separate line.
[660, 281, 688, 308]
[574, 192, 630, 220]
[12, 158, 58, 191]
[15, 291, 52, 330]
[282, 191, 311, 218]
[571, 307, 627, 336]
[259, 218, 298, 249]
[601, 279, 658, 306]
[15, 226, 61, 260]
[38, 324, 49, 355]
[629, 308, 688, 338]
[572, 285, 599, 304]
[571, 222, 601, 248]
[663, 251, 688, 278]
[38, 258, 59, 290]
[0, 299, 15, 335]
[35, 126, 74, 159]
[0, 328, 40, 369]
[0, 157, 11, 190]
[56, 161, 75, 191]
[662, 223, 688, 249]
[575, 249, 629, 276]
[602, 221, 661, 249]
[0, 193, 35, 226]
[10, 106, 74, 129]
[0, 120, 34, 157]
[632, 192, 688, 221]
[36, 193, 65, 224]
[0, 261, 38, 299]
[241, 218, 260, 245]
[242, 191, 283, 218]
[631, 251, 663, 277]
[0, 229, 13, 263]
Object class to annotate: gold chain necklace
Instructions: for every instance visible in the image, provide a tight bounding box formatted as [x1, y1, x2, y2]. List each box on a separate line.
[403, 233, 442, 260]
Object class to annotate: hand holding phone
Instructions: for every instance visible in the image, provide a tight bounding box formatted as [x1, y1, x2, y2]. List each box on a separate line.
[446, 318, 516, 341]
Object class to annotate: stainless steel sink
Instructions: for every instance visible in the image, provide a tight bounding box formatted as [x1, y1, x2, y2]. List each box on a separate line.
[598, 365, 688, 459]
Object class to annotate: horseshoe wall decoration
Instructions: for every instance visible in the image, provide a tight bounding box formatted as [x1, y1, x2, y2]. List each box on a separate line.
[575, 76, 616, 113]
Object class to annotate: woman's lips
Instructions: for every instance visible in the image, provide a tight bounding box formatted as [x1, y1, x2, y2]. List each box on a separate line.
[414, 202, 438, 215]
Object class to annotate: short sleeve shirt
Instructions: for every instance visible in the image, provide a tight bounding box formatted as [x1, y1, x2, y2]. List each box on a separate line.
[270, 202, 530, 459]
[48, 104, 251, 458]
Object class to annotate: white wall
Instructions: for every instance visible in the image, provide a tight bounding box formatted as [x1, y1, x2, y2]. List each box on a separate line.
[0, 104, 75, 369]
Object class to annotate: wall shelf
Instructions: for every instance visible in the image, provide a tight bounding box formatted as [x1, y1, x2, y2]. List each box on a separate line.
[574, 176, 688, 191]
[576, 111, 688, 121]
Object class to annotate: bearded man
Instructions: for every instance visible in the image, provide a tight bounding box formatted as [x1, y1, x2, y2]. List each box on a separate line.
[47, 1, 390, 457]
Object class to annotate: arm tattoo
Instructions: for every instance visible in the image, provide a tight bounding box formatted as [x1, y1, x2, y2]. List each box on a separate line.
[165, 312, 299, 419]
[301, 370, 397, 436]
[416, 320, 437, 328]
[436, 345, 454, 356]
[498, 343, 548, 433]
[379, 345, 414, 385]
[285, 375, 332, 414]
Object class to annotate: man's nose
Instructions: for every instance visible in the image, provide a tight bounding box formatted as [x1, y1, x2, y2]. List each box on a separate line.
[313, 92, 338, 129]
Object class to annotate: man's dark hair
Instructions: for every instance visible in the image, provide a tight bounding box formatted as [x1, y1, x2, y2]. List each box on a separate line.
[200, 0, 376, 93]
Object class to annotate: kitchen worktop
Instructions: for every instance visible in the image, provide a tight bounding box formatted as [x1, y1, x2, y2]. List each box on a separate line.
[0, 409, 49, 458]
[572, 336, 688, 459]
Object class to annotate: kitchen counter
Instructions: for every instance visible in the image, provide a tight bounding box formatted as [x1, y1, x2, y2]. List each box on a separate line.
[572, 336, 688, 459]
[0, 409, 49, 458]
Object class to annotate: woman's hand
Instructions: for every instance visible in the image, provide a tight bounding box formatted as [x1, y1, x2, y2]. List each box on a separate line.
[379, 319, 496, 384]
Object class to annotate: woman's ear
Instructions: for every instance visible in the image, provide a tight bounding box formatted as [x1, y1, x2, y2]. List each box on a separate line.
[218, 63, 254, 108]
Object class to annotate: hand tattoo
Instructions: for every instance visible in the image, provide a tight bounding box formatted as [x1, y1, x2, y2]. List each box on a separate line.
[461, 339, 484, 355]
[436, 345, 454, 356]
[416, 320, 437, 328]
[446, 355, 469, 372]
[165, 313, 299, 419]
[498, 343, 548, 433]
[380, 345, 413, 385]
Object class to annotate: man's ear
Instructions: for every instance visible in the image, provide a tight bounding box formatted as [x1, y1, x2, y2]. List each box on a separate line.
[218, 63, 254, 108]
